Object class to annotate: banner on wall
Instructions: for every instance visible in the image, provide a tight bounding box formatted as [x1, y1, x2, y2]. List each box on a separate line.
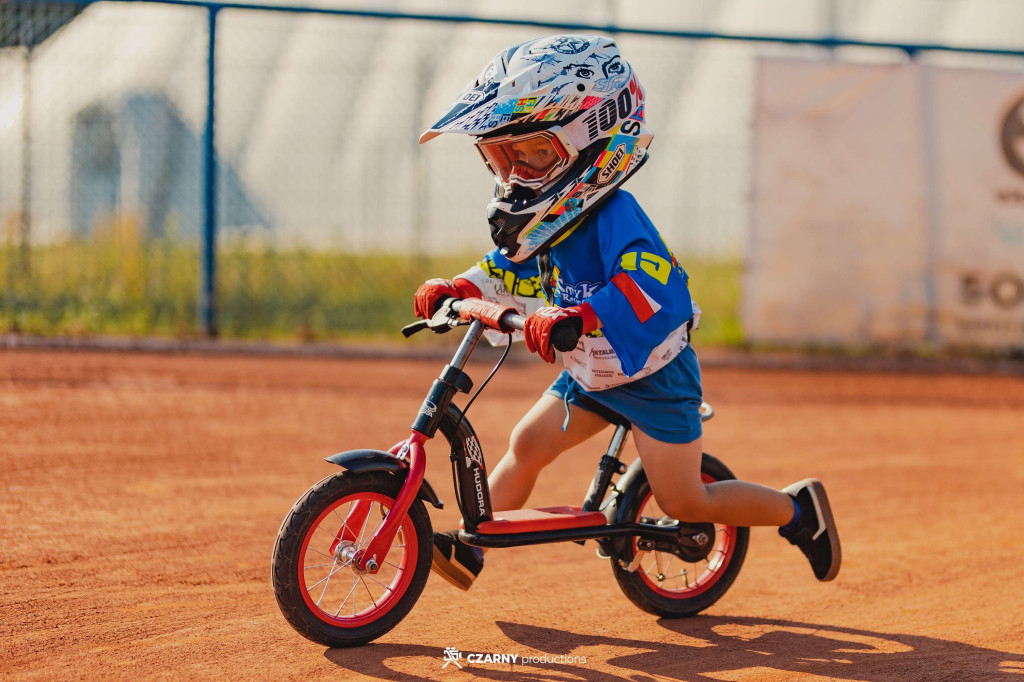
[747, 58, 1024, 351]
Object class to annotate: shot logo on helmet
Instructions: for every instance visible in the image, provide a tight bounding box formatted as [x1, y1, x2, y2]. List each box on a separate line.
[1001, 93, 1024, 178]
[597, 144, 627, 185]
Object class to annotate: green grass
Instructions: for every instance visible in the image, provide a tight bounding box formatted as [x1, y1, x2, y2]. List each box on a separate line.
[685, 259, 744, 346]
[0, 225, 743, 345]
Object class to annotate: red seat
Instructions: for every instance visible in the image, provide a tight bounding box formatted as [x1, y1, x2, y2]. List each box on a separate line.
[471, 506, 607, 535]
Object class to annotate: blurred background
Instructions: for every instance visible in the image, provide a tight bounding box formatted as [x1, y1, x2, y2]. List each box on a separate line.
[1, 0, 1023, 354]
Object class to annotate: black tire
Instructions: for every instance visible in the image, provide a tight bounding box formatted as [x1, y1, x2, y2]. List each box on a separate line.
[272, 471, 433, 647]
[611, 454, 749, 617]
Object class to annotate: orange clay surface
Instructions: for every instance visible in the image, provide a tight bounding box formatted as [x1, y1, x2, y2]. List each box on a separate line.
[2, 348, 1023, 681]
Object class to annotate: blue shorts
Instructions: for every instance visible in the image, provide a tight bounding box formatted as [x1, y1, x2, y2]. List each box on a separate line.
[544, 344, 704, 444]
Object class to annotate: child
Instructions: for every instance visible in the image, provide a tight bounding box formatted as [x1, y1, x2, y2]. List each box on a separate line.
[414, 35, 840, 590]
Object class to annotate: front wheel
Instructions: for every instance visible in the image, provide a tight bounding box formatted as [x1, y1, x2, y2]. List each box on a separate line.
[272, 471, 433, 647]
[611, 454, 749, 617]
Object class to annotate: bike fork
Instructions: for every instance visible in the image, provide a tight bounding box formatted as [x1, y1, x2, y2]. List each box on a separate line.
[352, 320, 485, 572]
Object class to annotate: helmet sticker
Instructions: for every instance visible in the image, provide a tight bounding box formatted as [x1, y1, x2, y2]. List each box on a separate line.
[545, 36, 592, 54]
[596, 144, 628, 185]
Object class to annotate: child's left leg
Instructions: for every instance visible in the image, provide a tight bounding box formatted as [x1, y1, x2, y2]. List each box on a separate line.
[633, 429, 793, 526]
[634, 428, 841, 581]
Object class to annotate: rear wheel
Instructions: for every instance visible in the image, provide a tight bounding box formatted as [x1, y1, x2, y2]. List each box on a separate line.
[272, 471, 432, 647]
[611, 454, 749, 617]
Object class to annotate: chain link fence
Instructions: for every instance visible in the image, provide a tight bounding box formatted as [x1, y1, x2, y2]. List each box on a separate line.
[3, 0, 1024, 344]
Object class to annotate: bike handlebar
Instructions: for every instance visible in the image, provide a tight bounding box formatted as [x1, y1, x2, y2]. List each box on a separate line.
[450, 299, 580, 352]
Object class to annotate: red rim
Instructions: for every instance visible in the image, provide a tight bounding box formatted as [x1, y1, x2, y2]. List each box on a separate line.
[633, 472, 738, 598]
[297, 491, 417, 627]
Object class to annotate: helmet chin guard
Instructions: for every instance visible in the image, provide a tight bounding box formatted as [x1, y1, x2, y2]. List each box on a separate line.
[420, 34, 654, 262]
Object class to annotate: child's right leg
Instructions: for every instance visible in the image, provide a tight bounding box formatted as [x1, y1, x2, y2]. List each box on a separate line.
[431, 394, 609, 590]
[487, 393, 610, 511]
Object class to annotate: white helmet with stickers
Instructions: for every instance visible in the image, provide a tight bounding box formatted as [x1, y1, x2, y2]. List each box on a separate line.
[420, 34, 653, 263]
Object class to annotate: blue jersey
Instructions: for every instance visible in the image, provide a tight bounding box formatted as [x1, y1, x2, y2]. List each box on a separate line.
[457, 191, 698, 390]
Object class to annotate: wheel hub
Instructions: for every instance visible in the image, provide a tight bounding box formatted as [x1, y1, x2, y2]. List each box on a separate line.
[335, 541, 368, 574]
[674, 523, 715, 562]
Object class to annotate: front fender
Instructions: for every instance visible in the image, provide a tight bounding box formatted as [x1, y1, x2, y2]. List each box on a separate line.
[325, 449, 444, 510]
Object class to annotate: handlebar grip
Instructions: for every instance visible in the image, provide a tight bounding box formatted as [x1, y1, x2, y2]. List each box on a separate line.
[550, 325, 581, 352]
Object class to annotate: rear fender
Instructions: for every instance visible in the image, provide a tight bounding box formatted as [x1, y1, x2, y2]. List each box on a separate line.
[325, 449, 444, 510]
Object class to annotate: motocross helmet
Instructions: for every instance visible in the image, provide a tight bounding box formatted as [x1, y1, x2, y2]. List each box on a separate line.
[420, 34, 653, 263]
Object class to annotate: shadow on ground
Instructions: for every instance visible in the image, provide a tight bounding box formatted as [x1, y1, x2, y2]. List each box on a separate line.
[323, 616, 1024, 681]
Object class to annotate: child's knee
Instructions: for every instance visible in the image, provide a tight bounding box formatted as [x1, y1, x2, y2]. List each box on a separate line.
[654, 488, 712, 523]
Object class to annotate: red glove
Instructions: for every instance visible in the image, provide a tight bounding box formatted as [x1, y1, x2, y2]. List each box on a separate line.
[523, 304, 599, 363]
[413, 278, 482, 319]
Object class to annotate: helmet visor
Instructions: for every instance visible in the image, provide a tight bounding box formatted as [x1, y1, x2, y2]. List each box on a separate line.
[476, 128, 577, 189]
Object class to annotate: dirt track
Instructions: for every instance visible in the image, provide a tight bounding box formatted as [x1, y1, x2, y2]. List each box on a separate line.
[1, 348, 1023, 681]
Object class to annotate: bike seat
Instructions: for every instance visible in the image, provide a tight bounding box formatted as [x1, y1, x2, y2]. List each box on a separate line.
[573, 393, 631, 429]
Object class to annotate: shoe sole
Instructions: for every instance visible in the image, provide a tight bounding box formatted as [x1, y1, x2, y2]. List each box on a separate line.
[785, 478, 842, 582]
[807, 479, 842, 581]
[431, 545, 475, 591]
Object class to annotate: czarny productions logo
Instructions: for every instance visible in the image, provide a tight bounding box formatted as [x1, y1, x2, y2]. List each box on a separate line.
[1000, 92, 1024, 179]
[440, 646, 587, 670]
[441, 647, 463, 669]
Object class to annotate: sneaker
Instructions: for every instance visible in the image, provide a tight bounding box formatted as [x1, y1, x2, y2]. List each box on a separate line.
[779, 478, 842, 581]
[431, 529, 484, 591]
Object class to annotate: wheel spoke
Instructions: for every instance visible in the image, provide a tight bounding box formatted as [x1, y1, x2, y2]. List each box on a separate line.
[317, 523, 348, 541]
[356, 502, 373, 546]
[314, 555, 340, 606]
[307, 547, 335, 561]
[359, 508, 388, 550]
[303, 562, 334, 571]
[359, 576, 379, 609]
[363, 572, 395, 593]
[306, 560, 347, 593]
[333, 573, 359, 617]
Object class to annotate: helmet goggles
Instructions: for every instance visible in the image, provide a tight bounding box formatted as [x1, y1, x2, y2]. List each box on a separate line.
[475, 127, 579, 190]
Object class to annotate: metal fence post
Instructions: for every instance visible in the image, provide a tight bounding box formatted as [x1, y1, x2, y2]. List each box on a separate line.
[19, 43, 33, 280]
[200, 3, 219, 337]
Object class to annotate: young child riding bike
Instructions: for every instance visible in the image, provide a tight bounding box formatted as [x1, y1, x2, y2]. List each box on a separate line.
[414, 34, 841, 591]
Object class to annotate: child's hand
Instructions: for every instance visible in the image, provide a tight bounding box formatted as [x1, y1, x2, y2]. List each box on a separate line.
[523, 304, 599, 362]
[413, 278, 482, 318]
